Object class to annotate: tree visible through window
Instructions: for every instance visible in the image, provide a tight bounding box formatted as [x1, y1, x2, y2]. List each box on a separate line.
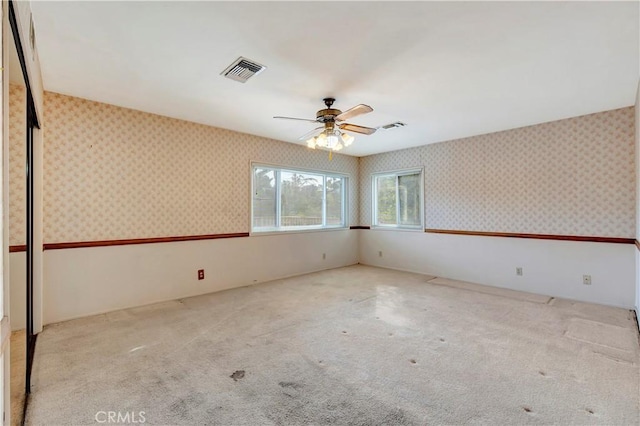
[281, 171, 323, 226]
[252, 165, 347, 232]
[326, 176, 343, 226]
[373, 170, 422, 228]
[253, 168, 276, 228]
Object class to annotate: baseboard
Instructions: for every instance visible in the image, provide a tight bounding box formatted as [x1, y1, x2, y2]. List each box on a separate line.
[635, 309, 640, 334]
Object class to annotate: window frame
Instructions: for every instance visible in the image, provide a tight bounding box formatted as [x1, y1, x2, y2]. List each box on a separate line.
[371, 168, 424, 230]
[250, 162, 349, 235]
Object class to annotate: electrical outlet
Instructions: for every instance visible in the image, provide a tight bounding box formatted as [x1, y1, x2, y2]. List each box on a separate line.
[198, 269, 204, 280]
[583, 275, 591, 285]
[378, 251, 383, 257]
[322, 253, 326, 260]
[516, 267, 523, 276]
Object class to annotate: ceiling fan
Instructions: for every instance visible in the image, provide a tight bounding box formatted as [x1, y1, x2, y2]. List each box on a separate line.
[274, 98, 378, 153]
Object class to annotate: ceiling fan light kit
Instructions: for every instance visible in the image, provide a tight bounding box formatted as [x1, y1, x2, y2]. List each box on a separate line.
[306, 124, 354, 152]
[274, 97, 379, 156]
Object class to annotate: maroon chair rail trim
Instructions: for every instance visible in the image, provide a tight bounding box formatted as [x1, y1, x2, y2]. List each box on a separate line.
[425, 229, 634, 244]
[41, 233, 250, 251]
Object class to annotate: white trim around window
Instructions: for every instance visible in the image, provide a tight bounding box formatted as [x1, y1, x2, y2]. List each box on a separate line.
[372, 168, 424, 230]
[251, 162, 349, 234]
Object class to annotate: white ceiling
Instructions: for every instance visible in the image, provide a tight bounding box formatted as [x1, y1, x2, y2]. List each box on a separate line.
[30, 1, 639, 157]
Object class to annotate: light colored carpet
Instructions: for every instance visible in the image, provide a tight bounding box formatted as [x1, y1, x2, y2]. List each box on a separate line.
[26, 265, 639, 425]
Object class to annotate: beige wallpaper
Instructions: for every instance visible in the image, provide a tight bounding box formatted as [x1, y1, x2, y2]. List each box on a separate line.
[12, 92, 358, 244]
[9, 84, 26, 246]
[360, 107, 635, 238]
[10, 88, 634, 244]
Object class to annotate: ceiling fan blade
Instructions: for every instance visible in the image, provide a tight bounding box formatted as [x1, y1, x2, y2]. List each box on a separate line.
[339, 123, 377, 135]
[298, 126, 323, 141]
[273, 116, 319, 123]
[335, 104, 373, 121]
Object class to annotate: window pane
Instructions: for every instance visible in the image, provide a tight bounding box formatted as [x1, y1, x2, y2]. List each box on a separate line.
[326, 177, 343, 226]
[376, 175, 397, 225]
[281, 171, 323, 227]
[398, 173, 421, 227]
[253, 168, 276, 229]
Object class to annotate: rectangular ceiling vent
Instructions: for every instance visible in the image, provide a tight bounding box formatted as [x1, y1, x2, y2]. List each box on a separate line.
[221, 57, 266, 83]
[381, 122, 407, 130]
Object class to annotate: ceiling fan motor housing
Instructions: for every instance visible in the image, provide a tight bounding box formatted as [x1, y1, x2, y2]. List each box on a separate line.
[317, 108, 342, 122]
[316, 97, 341, 122]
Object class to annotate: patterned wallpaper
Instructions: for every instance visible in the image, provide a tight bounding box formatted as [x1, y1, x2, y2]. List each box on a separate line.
[11, 91, 358, 244]
[9, 85, 26, 246]
[360, 107, 636, 238]
[9, 87, 635, 244]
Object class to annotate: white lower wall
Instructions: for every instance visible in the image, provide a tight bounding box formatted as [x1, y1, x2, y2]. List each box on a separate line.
[42, 230, 358, 325]
[10, 252, 25, 331]
[359, 230, 635, 309]
[635, 249, 640, 315]
[14, 228, 635, 327]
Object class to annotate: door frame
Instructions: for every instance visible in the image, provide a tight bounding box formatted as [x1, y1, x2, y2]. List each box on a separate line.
[7, 0, 40, 399]
[2, 1, 43, 423]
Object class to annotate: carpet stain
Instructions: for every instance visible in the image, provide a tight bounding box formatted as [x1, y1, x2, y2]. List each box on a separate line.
[379, 407, 409, 425]
[230, 370, 245, 381]
[522, 406, 533, 413]
[279, 381, 303, 390]
[169, 399, 189, 417]
[586, 408, 595, 415]
[538, 370, 546, 376]
[439, 338, 446, 342]
[354, 295, 377, 304]
[409, 359, 417, 364]
[342, 331, 347, 334]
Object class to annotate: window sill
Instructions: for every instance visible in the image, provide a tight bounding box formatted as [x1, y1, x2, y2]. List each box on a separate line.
[250, 226, 350, 237]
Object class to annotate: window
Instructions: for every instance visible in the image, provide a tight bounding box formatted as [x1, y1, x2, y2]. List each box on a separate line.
[373, 169, 423, 229]
[252, 164, 347, 232]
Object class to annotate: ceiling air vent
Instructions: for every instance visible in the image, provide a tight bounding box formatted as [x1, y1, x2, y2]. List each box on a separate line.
[221, 57, 266, 83]
[381, 122, 407, 130]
